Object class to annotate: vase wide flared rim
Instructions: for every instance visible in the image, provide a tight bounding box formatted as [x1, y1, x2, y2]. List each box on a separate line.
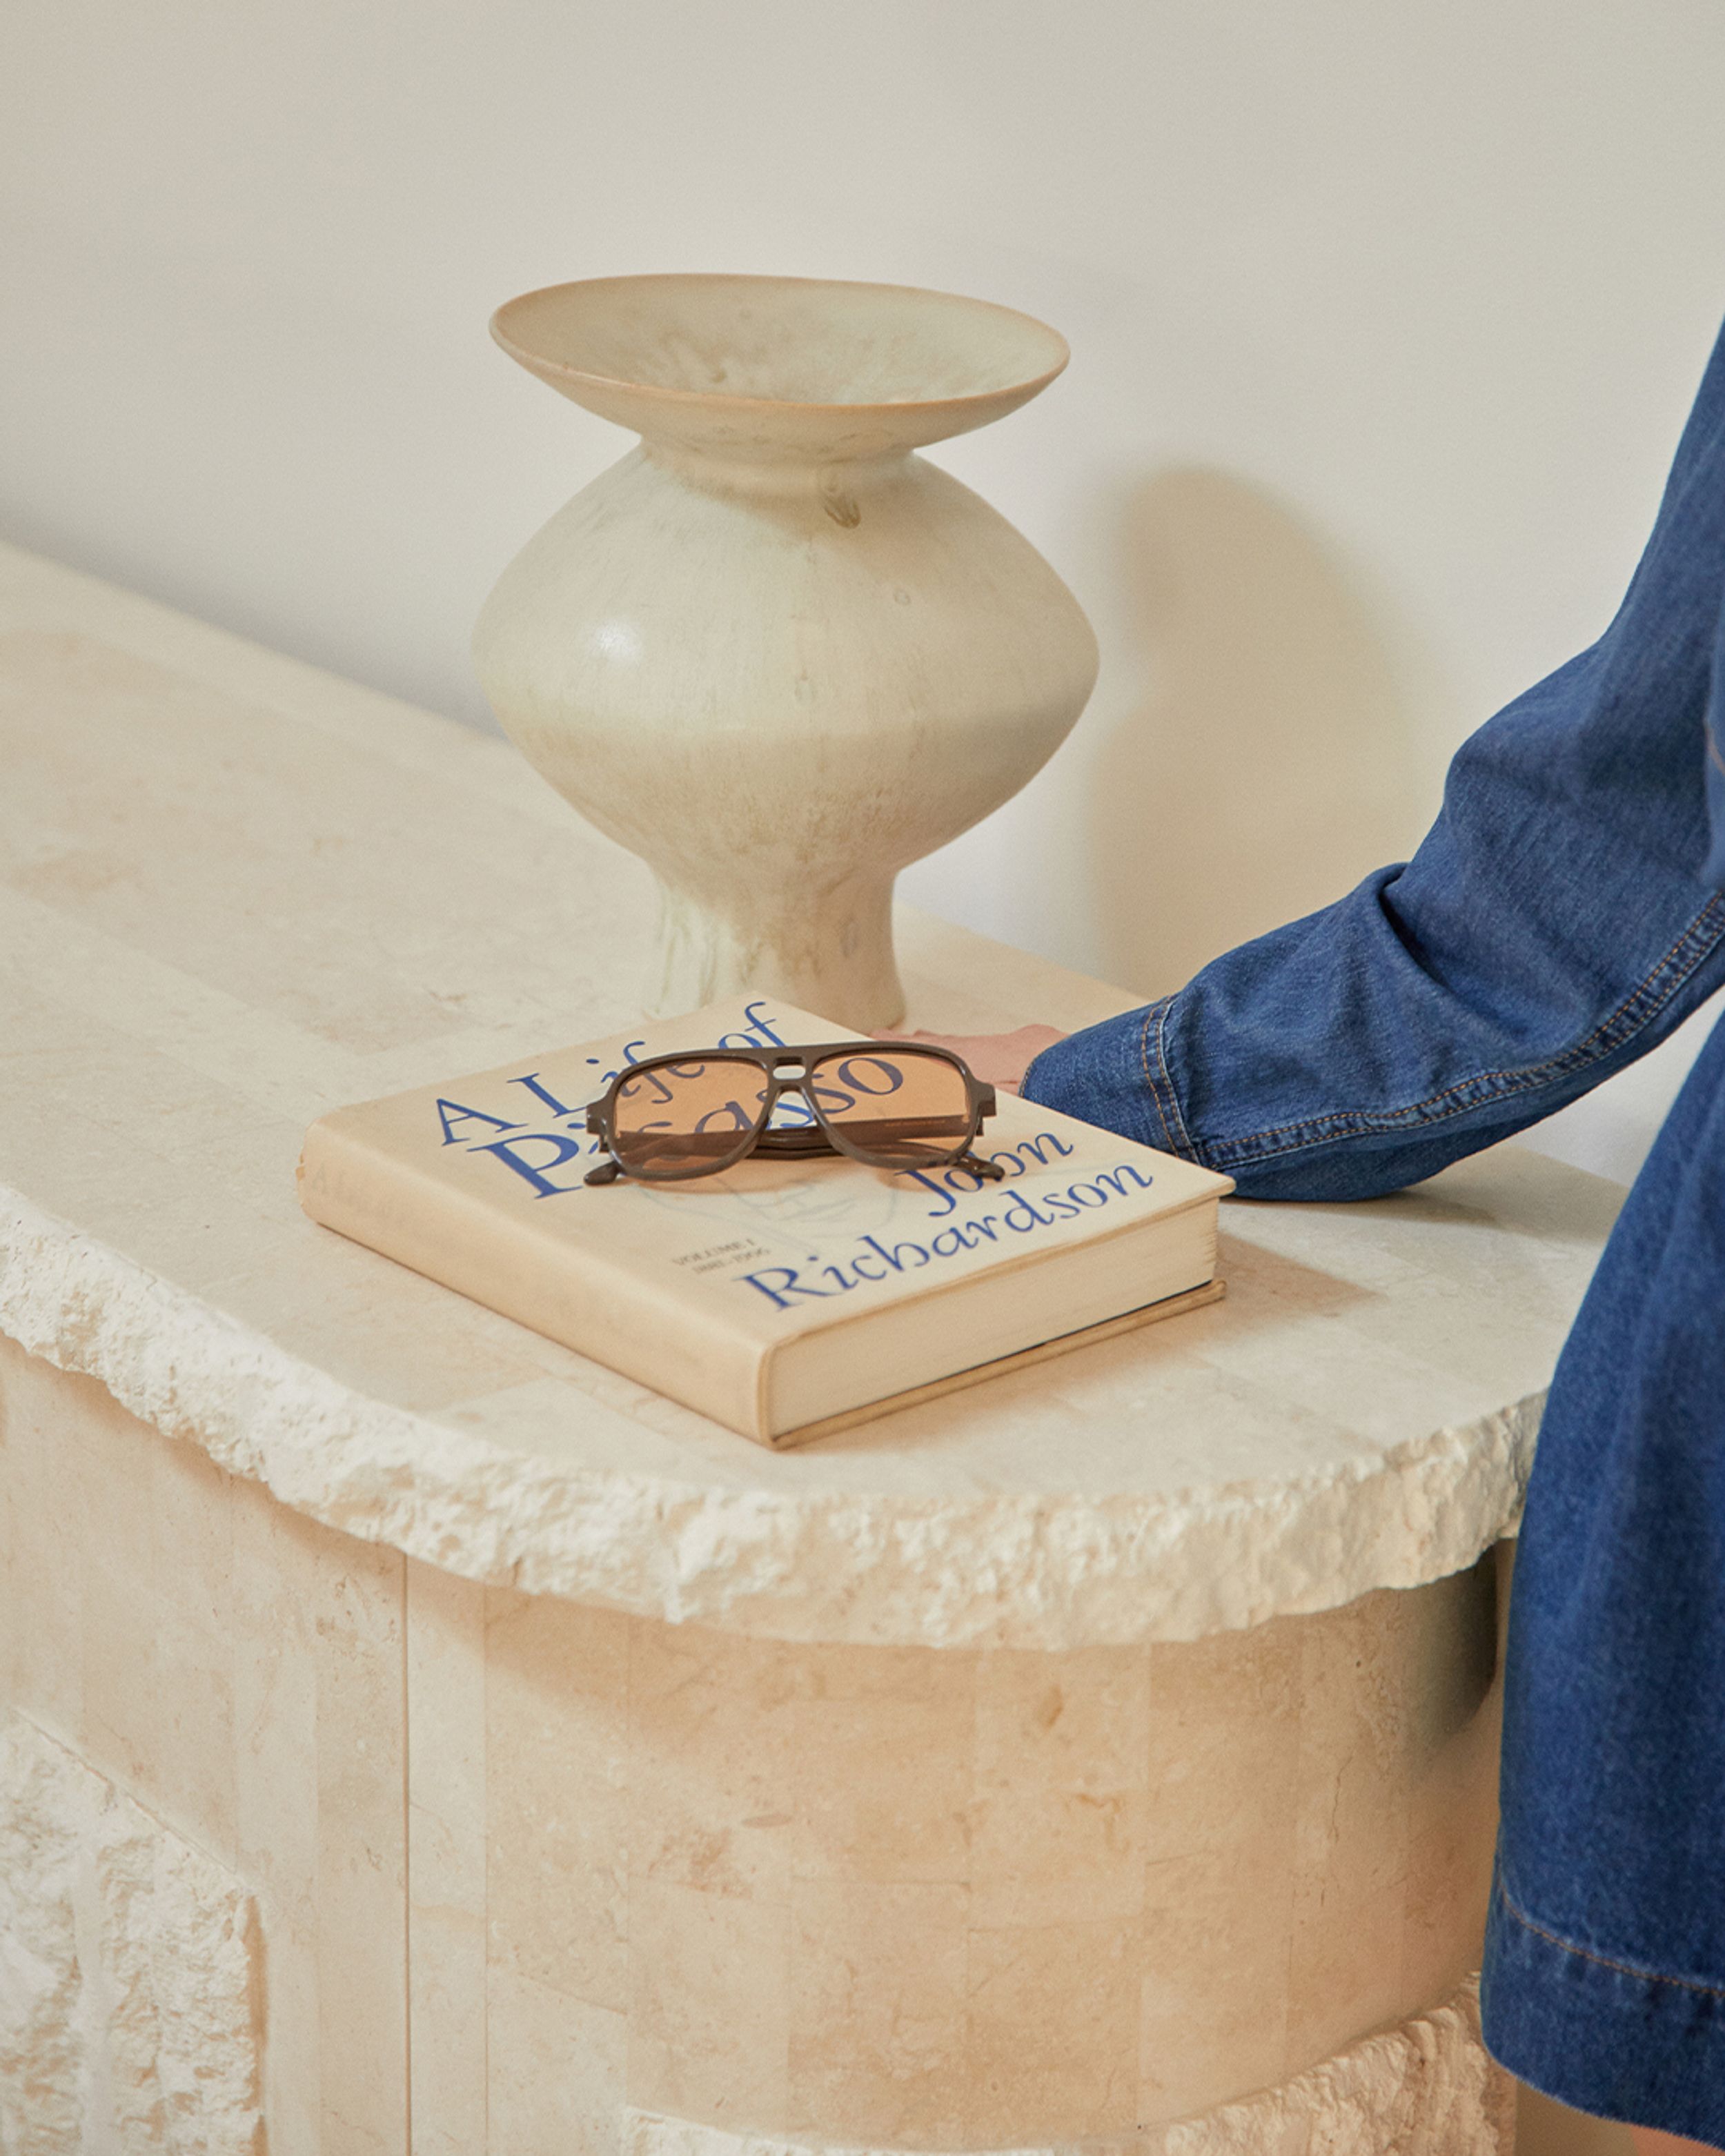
[489, 273, 1071, 459]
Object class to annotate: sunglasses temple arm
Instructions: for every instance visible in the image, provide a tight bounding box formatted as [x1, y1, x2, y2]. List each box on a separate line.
[957, 1151, 1007, 1181]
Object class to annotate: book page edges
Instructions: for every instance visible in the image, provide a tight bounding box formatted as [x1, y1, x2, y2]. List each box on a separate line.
[760, 1198, 1219, 1435]
[771, 1278, 1226, 1450]
[297, 1116, 771, 1438]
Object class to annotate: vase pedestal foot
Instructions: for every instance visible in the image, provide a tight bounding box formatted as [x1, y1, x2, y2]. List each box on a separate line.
[647, 871, 905, 1031]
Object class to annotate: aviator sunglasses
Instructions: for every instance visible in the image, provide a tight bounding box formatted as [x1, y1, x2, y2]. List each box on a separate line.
[583, 1040, 1007, 1186]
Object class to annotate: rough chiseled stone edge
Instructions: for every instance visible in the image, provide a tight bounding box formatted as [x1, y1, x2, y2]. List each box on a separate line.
[1154, 1977, 1514, 2154]
[624, 1978, 1512, 2156]
[0, 1710, 262, 2155]
[0, 1185, 1532, 1648]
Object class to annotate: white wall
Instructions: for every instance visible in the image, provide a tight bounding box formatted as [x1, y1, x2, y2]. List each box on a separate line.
[6, 0, 1725, 1183]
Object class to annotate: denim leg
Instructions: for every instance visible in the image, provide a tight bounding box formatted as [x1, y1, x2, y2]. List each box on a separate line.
[1482, 1011, 1725, 2142]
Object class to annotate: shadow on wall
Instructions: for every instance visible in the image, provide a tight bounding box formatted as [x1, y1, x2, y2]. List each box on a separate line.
[1089, 467, 1442, 999]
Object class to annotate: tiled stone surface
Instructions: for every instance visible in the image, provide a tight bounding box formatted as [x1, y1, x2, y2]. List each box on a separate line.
[787, 1879, 971, 2143]
[406, 1559, 489, 2156]
[488, 1964, 628, 2156]
[464, 1571, 1500, 2144]
[487, 1589, 631, 2008]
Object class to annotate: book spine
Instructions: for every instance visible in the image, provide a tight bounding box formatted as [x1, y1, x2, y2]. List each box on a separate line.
[297, 1118, 772, 1441]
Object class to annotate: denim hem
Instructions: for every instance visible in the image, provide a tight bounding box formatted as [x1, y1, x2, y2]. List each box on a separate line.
[1482, 1870, 1725, 2143]
[1020, 997, 1207, 1162]
[1192, 894, 1725, 1174]
[1137, 996, 1200, 1160]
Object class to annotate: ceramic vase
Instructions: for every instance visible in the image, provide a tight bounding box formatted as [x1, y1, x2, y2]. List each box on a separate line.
[473, 274, 1098, 1029]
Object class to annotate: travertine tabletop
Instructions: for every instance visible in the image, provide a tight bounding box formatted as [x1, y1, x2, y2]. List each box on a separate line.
[0, 540, 1621, 1651]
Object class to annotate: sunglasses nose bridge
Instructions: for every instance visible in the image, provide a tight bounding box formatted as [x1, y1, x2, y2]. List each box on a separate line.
[759, 1065, 821, 1129]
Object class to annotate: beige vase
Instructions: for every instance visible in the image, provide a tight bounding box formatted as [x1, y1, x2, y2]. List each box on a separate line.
[473, 273, 1099, 1029]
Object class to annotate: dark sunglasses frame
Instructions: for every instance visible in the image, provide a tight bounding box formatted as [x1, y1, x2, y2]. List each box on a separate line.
[582, 1039, 1005, 1186]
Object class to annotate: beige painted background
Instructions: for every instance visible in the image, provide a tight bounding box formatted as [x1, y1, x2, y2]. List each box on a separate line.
[6, 2, 1725, 1196]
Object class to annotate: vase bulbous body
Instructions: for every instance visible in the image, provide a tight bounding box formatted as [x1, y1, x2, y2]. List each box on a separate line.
[473, 275, 1099, 1029]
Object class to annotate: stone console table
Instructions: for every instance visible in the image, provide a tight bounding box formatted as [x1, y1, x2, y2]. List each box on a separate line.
[0, 543, 1623, 2154]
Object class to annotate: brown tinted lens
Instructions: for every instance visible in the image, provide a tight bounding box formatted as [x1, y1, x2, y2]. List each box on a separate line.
[807, 1049, 974, 1167]
[611, 1056, 769, 1176]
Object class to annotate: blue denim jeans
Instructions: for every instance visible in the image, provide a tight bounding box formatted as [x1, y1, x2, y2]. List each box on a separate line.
[1023, 318, 1725, 2140]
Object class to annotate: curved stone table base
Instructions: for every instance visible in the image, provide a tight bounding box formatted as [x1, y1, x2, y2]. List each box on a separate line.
[627, 1980, 1511, 2155]
[1, 1334, 1508, 2152]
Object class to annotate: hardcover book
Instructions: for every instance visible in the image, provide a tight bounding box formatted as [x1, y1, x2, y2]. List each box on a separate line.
[297, 996, 1232, 1447]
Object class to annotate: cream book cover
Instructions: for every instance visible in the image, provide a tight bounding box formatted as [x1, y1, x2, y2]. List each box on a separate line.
[297, 996, 1232, 1445]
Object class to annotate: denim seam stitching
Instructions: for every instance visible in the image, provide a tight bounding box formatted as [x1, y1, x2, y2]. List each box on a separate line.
[1153, 997, 1198, 1157]
[1498, 1877, 1725, 2002]
[1197, 897, 1725, 1169]
[1135, 1000, 1179, 1156]
[1708, 722, 1725, 782]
